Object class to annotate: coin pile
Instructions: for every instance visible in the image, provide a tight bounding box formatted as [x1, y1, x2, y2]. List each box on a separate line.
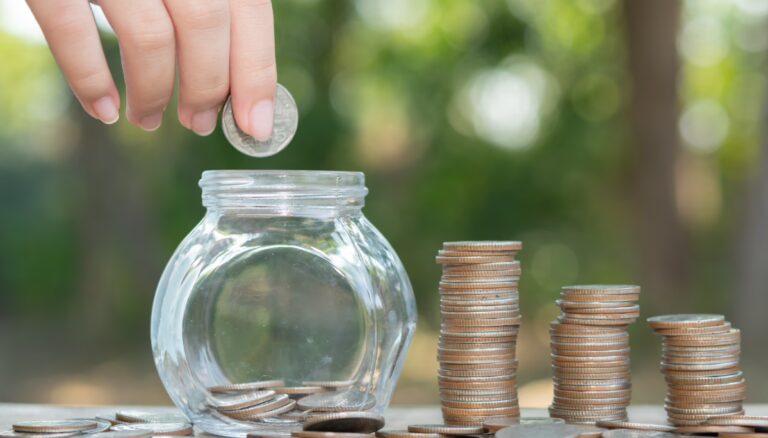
[435, 241, 523, 426]
[648, 314, 747, 426]
[208, 380, 378, 427]
[549, 284, 641, 424]
[2, 411, 192, 438]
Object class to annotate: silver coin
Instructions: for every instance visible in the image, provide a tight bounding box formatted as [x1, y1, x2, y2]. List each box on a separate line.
[75, 419, 112, 434]
[209, 380, 286, 393]
[222, 84, 298, 157]
[297, 390, 376, 412]
[647, 314, 725, 327]
[0, 430, 80, 438]
[495, 423, 603, 438]
[110, 422, 193, 436]
[601, 431, 678, 438]
[13, 420, 98, 433]
[86, 432, 152, 438]
[209, 390, 277, 411]
[114, 411, 188, 424]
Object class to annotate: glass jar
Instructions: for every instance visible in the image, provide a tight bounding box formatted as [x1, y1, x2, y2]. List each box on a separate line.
[151, 170, 417, 437]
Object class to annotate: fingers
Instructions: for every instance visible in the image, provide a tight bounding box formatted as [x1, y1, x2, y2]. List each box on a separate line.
[163, 0, 231, 136]
[27, 0, 120, 124]
[229, 0, 277, 141]
[99, 0, 176, 131]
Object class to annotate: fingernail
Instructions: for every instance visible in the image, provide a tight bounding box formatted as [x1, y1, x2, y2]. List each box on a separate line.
[248, 100, 274, 142]
[92, 96, 119, 124]
[191, 108, 219, 136]
[139, 113, 163, 132]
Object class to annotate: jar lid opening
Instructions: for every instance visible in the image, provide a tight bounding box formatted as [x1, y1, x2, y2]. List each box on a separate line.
[200, 170, 368, 211]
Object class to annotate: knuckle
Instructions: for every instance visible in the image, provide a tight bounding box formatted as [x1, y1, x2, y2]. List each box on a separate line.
[69, 69, 111, 97]
[244, 59, 277, 81]
[183, 80, 230, 107]
[122, 17, 174, 54]
[51, 12, 91, 41]
[180, 0, 228, 31]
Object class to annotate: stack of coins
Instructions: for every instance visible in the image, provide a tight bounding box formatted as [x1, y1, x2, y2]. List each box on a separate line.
[647, 314, 746, 426]
[435, 241, 523, 426]
[549, 285, 641, 424]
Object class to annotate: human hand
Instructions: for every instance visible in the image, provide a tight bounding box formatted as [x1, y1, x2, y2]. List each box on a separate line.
[26, 0, 276, 139]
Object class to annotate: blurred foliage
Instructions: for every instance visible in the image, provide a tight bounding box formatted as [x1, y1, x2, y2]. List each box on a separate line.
[1, 0, 767, 403]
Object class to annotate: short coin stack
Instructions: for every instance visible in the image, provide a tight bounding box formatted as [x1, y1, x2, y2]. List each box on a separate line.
[549, 285, 641, 424]
[435, 241, 523, 426]
[647, 314, 746, 426]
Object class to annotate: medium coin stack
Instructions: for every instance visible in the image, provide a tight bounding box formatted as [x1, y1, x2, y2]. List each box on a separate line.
[435, 241, 523, 426]
[549, 284, 641, 424]
[647, 314, 746, 426]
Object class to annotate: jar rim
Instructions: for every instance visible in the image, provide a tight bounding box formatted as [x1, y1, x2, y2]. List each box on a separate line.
[202, 169, 364, 185]
[200, 170, 368, 212]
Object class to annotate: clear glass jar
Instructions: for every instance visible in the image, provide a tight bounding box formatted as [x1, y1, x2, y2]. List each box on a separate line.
[151, 170, 417, 437]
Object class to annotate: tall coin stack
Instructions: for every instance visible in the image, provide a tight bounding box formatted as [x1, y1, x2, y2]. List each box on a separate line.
[549, 285, 641, 424]
[435, 241, 523, 426]
[647, 314, 746, 426]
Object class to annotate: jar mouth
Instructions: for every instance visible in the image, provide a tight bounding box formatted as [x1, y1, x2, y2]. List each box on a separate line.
[200, 170, 368, 212]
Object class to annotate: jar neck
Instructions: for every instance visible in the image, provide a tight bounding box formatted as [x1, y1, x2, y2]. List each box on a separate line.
[200, 170, 368, 216]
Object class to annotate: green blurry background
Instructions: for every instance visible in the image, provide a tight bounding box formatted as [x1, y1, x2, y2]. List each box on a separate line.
[2, 0, 768, 406]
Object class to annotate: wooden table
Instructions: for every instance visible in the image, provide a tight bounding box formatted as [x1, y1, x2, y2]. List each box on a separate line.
[1, 404, 767, 434]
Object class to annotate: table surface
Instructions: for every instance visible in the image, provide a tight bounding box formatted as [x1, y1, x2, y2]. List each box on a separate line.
[2, 403, 768, 433]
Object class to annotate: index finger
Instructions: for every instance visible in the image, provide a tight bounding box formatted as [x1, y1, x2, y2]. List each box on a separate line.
[26, 0, 120, 124]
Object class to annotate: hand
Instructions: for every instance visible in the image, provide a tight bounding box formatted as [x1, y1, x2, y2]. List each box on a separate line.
[26, 0, 276, 139]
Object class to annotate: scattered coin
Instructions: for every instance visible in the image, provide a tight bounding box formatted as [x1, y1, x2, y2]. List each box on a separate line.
[482, 417, 564, 433]
[406, 424, 485, 435]
[109, 422, 193, 436]
[303, 412, 385, 433]
[297, 390, 377, 412]
[222, 84, 299, 158]
[495, 423, 604, 438]
[85, 430, 152, 438]
[94, 416, 125, 426]
[84, 432, 151, 438]
[292, 433, 373, 438]
[0, 431, 81, 438]
[594, 421, 675, 432]
[13, 420, 98, 434]
[600, 431, 679, 438]
[114, 411, 187, 424]
[75, 420, 111, 434]
[375, 432, 439, 438]
[675, 424, 754, 434]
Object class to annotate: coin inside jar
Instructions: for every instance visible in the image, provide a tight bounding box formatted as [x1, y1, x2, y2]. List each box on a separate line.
[297, 390, 377, 412]
[221, 84, 298, 157]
